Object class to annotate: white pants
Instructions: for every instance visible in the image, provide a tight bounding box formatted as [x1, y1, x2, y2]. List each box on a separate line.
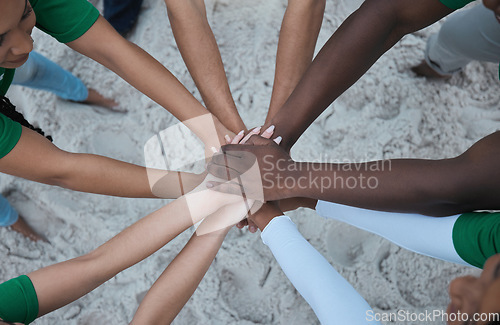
[425, 4, 500, 75]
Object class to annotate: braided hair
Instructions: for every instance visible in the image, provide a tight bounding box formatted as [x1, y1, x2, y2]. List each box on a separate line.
[0, 96, 52, 142]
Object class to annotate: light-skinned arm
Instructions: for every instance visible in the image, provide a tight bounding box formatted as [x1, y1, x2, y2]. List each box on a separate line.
[265, 0, 326, 123]
[67, 16, 231, 146]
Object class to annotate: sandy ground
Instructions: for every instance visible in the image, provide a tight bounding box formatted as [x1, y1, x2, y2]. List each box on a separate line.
[1, 0, 500, 324]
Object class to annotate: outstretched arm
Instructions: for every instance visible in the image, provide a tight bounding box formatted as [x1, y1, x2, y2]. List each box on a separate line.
[25, 177, 251, 319]
[67, 16, 231, 146]
[164, 0, 246, 134]
[131, 222, 230, 324]
[266, 0, 326, 123]
[0, 127, 202, 199]
[264, 0, 453, 150]
[208, 131, 500, 216]
[249, 204, 380, 324]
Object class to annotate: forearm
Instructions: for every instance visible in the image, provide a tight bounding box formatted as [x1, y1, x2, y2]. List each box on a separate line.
[59, 154, 205, 199]
[28, 197, 196, 317]
[165, 0, 246, 133]
[288, 146, 500, 216]
[131, 226, 229, 324]
[68, 17, 231, 145]
[266, 0, 326, 123]
[266, 0, 452, 150]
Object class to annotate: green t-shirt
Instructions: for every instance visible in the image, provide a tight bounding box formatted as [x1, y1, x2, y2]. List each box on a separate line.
[453, 212, 500, 268]
[0, 112, 22, 159]
[0, 275, 39, 325]
[0, 69, 15, 96]
[29, 0, 100, 44]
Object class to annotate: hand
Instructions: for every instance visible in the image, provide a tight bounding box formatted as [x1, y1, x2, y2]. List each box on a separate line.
[207, 135, 295, 202]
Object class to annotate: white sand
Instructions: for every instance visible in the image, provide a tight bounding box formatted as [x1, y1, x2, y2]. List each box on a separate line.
[2, 0, 499, 324]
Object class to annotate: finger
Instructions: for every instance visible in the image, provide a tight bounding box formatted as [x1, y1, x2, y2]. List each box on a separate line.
[236, 219, 248, 229]
[240, 126, 262, 144]
[260, 125, 275, 139]
[231, 130, 245, 144]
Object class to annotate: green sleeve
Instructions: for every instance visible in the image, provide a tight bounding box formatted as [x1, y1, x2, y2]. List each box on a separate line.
[0, 112, 22, 159]
[452, 212, 500, 268]
[0, 275, 39, 325]
[29, 0, 100, 43]
[438, 0, 476, 10]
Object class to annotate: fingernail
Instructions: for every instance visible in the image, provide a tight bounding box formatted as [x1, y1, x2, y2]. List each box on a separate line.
[253, 126, 262, 133]
[264, 125, 275, 133]
[238, 130, 244, 135]
[274, 136, 282, 144]
[211, 147, 218, 153]
[225, 135, 231, 142]
[206, 182, 213, 188]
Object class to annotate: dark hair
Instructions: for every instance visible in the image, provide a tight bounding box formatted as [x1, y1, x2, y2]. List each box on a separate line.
[0, 96, 52, 142]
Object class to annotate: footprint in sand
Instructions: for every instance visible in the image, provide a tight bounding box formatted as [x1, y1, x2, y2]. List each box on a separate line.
[218, 267, 275, 324]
